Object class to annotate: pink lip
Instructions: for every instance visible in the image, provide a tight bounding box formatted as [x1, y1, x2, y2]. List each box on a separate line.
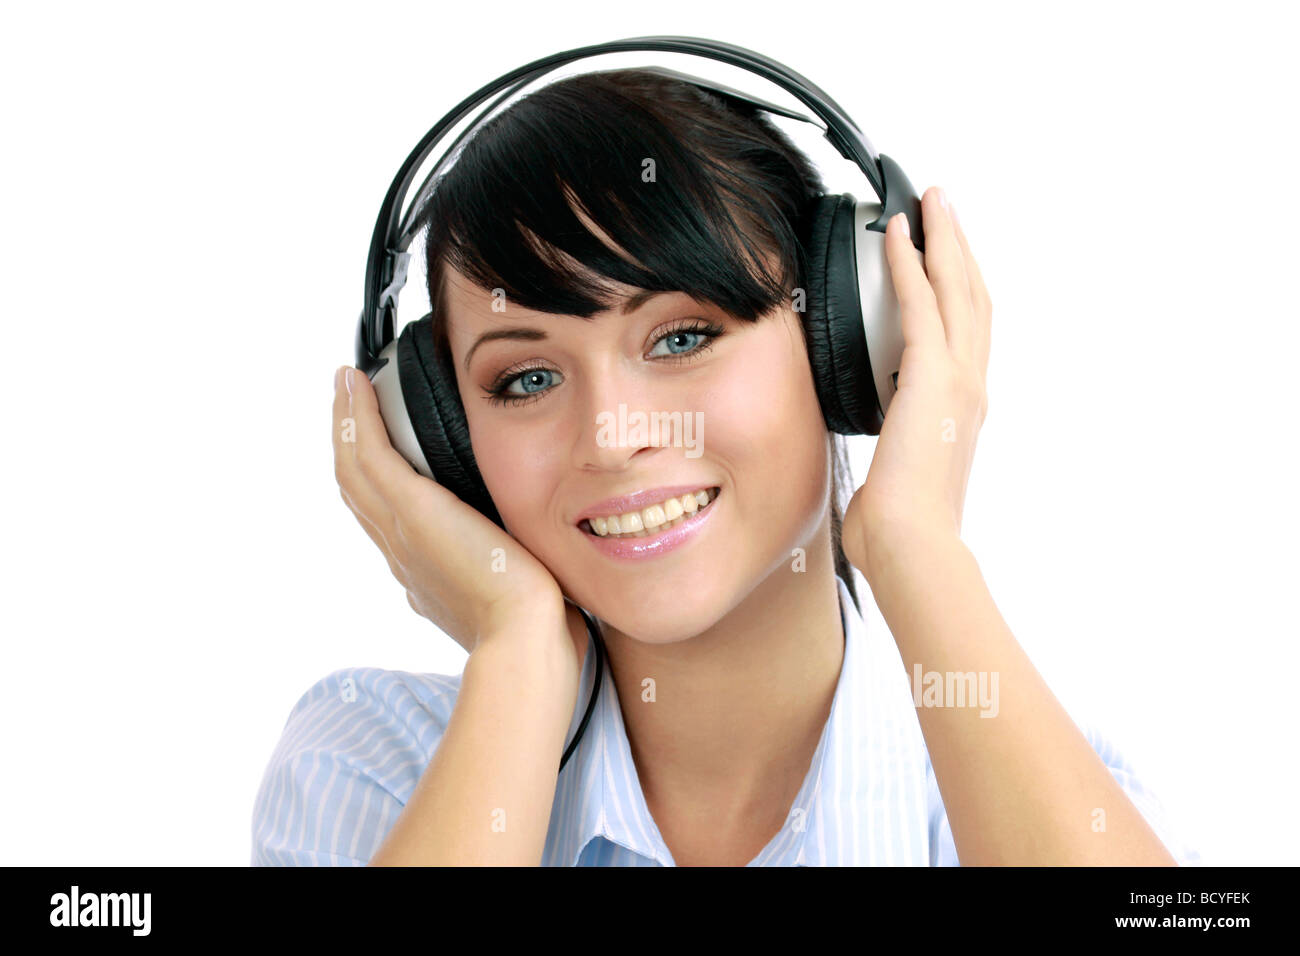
[574, 484, 717, 525]
[579, 488, 722, 562]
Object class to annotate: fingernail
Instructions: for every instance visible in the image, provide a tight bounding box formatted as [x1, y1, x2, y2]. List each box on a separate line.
[950, 200, 960, 227]
[893, 211, 910, 239]
[938, 187, 948, 212]
[345, 367, 355, 396]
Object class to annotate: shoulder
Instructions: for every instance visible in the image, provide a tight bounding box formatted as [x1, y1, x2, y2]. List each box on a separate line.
[923, 719, 1201, 866]
[251, 666, 464, 866]
[279, 666, 463, 735]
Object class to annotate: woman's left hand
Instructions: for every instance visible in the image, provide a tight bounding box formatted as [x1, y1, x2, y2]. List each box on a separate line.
[842, 186, 993, 574]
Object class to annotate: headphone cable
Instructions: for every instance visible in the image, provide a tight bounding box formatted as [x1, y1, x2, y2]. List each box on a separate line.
[558, 605, 605, 774]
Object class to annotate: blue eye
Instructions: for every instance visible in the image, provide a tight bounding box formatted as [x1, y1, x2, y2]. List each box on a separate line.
[483, 319, 724, 408]
[512, 369, 558, 394]
[649, 329, 706, 357]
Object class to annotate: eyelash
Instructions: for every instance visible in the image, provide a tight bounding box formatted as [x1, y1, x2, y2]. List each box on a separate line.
[482, 319, 726, 408]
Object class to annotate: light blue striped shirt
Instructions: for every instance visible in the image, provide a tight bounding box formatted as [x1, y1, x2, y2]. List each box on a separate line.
[252, 574, 1200, 865]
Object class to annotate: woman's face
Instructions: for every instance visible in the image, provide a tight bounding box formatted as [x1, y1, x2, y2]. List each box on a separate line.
[443, 261, 832, 644]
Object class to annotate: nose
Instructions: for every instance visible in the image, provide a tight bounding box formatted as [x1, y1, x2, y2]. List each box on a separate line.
[574, 368, 679, 472]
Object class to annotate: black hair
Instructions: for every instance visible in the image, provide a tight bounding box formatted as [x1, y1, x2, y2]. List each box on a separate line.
[416, 68, 861, 614]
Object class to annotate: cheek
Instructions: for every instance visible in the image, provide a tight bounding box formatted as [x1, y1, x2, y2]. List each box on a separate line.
[463, 407, 566, 531]
[703, 315, 827, 493]
[685, 313, 831, 596]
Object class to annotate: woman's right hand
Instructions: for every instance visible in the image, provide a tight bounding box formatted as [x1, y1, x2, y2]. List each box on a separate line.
[331, 365, 590, 668]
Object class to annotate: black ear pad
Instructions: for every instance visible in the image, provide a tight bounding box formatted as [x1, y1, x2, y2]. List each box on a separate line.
[801, 193, 879, 435]
[396, 313, 506, 529]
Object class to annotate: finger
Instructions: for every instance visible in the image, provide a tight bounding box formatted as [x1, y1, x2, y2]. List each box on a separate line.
[949, 205, 992, 375]
[332, 365, 395, 528]
[341, 484, 410, 585]
[332, 365, 359, 469]
[338, 461, 395, 541]
[885, 211, 945, 355]
[922, 186, 975, 360]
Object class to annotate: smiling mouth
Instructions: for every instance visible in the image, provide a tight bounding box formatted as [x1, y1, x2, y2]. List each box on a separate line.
[579, 487, 720, 538]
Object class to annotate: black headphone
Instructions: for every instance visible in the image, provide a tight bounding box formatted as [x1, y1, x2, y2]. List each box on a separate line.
[353, 36, 927, 773]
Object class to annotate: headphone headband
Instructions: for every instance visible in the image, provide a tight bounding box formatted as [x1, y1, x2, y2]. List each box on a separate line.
[357, 35, 891, 374]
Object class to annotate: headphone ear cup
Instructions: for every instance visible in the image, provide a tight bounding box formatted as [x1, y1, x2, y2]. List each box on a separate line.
[396, 313, 506, 528]
[802, 193, 882, 436]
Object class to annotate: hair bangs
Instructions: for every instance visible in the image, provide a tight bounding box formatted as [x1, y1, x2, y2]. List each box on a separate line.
[420, 69, 826, 326]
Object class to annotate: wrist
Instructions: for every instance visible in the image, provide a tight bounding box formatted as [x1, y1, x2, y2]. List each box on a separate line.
[470, 603, 583, 687]
[857, 514, 967, 589]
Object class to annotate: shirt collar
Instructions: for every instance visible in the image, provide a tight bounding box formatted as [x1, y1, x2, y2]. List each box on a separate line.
[543, 573, 931, 866]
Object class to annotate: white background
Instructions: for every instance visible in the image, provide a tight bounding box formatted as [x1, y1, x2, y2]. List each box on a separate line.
[1, 0, 1294, 866]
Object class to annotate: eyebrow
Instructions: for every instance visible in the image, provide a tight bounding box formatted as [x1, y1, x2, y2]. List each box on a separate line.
[460, 289, 668, 373]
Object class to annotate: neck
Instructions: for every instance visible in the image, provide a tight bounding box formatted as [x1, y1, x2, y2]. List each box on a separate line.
[598, 515, 847, 820]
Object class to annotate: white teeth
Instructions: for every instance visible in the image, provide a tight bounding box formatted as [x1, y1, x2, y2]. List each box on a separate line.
[643, 504, 666, 530]
[585, 487, 717, 537]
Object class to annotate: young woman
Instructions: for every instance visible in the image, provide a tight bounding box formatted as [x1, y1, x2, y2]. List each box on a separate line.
[252, 69, 1198, 866]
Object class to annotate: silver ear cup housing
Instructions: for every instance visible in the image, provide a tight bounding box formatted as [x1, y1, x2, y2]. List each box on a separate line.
[368, 338, 436, 480]
[852, 199, 924, 423]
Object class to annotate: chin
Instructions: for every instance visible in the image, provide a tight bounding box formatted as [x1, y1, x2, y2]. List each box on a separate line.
[598, 598, 733, 650]
[539, 534, 749, 644]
